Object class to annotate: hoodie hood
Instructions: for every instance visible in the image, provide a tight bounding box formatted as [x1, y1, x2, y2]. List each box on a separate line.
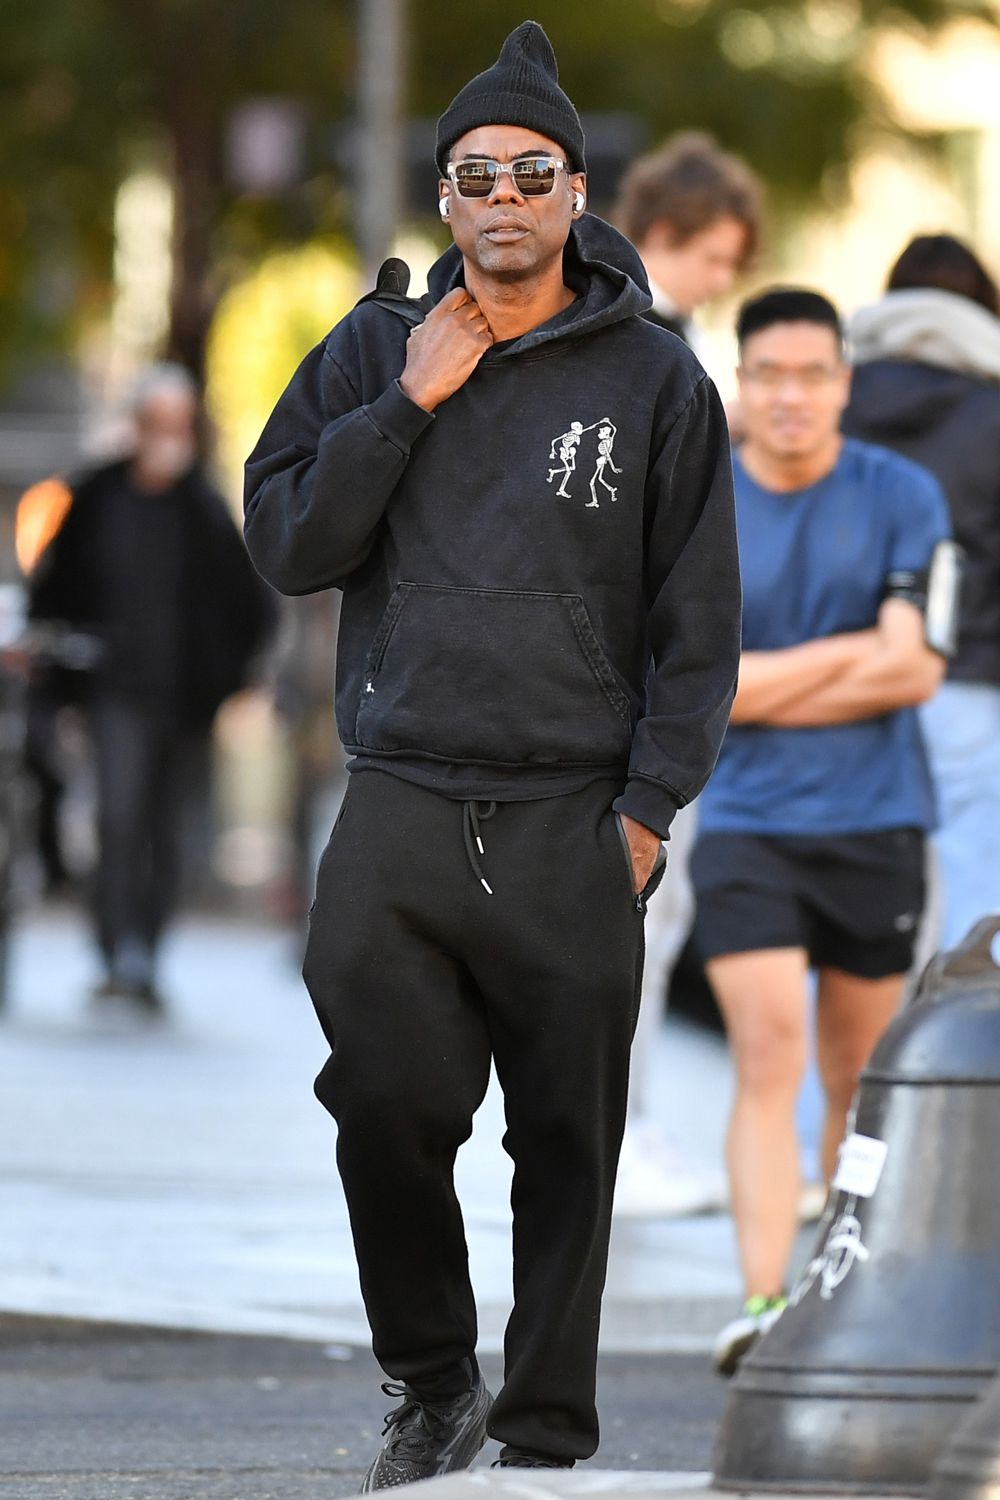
[844, 290, 1000, 686]
[851, 288, 1000, 384]
[424, 212, 652, 360]
[847, 357, 982, 438]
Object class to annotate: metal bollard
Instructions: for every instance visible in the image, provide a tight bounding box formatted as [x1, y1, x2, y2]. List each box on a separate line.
[713, 914, 1000, 1493]
[929, 1366, 1000, 1500]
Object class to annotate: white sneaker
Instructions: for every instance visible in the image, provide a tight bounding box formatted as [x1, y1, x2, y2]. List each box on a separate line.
[613, 1121, 727, 1219]
[713, 1295, 787, 1377]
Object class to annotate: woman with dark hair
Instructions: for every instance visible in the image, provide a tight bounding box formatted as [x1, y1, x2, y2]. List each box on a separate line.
[844, 234, 1000, 947]
[886, 234, 999, 315]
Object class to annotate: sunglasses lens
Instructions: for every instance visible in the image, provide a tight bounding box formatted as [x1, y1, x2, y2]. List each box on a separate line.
[512, 157, 558, 195]
[451, 161, 497, 198]
[451, 158, 560, 197]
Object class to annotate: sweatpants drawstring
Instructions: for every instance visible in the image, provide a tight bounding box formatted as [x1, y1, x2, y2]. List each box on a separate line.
[462, 800, 497, 894]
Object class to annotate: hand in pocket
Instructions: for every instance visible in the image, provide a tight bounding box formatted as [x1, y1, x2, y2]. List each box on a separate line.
[618, 813, 663, 894]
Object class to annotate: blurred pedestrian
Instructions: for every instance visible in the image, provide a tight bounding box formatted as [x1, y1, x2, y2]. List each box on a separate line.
[245, 20, 740, 1482]
[694, 290, 952, 1375]
[29, 364, 275, 1007]
[845, 235, 1000, 948]
[611, 132, 762, 1218]
[613, 131, 760, 348]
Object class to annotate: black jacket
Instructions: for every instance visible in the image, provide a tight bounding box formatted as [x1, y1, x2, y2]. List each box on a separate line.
[31, 459, 277, 730]
[844, 360, 1000, 685]
[642, 306, 691, 345]
[244, 215, 740, 836]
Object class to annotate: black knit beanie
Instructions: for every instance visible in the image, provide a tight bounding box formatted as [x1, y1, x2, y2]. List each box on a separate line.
[435, 20, 586, 176]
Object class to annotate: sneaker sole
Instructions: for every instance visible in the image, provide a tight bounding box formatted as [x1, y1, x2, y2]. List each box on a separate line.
[714, 1305, 785, 1380]
[714, 1327, 760, 1379]
[360, 1382, 494, 1493]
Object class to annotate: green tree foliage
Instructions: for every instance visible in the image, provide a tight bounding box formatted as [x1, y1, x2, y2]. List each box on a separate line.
[412, 0, 994, 204]
[0, 0, 992, 382]
[0, 0, 353, 381]
[0, 0, 126, 371]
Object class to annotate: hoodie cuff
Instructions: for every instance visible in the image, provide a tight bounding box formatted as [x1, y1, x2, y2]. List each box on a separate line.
[365, 380, 435, 452]
[613, 777, 682, 842]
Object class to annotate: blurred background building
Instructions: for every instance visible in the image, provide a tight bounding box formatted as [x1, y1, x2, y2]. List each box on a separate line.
[3, 0, 1000, 916]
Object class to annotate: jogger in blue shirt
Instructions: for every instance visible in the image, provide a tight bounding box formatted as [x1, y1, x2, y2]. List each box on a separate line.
[696, 289, 951, 1376]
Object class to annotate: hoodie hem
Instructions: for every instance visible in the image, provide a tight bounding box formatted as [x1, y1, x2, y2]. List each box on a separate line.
[347, 757, 620, 804]
[344, 743, 628, 773]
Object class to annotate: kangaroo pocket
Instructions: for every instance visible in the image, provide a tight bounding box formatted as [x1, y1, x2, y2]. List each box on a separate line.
[354, 582, 633, 766]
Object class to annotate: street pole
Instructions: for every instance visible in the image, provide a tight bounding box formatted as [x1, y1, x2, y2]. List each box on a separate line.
[356, 0, 406, 287]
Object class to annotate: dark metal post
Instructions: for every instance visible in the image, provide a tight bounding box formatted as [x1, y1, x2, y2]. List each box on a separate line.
[356, 0, 406, 286]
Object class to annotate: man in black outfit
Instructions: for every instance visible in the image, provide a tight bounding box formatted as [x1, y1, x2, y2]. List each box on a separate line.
[244, 22, 740, 1484]
[31, 365, 275, 1005]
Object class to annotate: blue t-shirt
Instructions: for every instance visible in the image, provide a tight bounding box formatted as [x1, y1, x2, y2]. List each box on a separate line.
[699, 438, 951, 836]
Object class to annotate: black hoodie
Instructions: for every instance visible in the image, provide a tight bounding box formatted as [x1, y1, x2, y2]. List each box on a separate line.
[32, 459, 277, 730]
[845, 359, 1000, 685]
[244, 215, 740, 836]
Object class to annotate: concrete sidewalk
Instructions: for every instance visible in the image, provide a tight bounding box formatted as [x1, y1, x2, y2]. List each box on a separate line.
[0, 909, 741, 1350]
[390, 1476, 898, 1500]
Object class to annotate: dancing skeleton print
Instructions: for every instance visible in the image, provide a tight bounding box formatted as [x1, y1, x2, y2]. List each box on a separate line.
[547, 418, 621, 507]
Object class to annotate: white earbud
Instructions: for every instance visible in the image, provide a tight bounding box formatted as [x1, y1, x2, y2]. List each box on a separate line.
[439, 197, 450, 221]
[574, 192, 586, 214]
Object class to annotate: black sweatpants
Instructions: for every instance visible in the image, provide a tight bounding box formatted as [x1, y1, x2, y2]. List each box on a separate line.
[92, 693, 200, 977]
[302, 769, 651, 1461]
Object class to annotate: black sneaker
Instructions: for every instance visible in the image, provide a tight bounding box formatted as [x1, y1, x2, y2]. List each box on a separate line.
[360, 1373, 492, 1491]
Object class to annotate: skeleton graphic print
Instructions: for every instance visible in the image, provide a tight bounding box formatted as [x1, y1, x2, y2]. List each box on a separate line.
[546, 418, 621, 507]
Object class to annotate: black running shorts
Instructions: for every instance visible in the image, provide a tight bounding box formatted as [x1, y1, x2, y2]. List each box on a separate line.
[690, 828, 926, 979]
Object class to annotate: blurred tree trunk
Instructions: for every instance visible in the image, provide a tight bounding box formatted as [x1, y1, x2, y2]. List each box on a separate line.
[164, 84, 220, 383]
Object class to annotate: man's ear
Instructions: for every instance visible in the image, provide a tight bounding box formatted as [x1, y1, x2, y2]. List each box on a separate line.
[570, 173, 587, 217]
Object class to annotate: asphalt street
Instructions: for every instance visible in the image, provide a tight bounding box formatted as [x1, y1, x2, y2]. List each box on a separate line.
[0, 1315, 725, 1500]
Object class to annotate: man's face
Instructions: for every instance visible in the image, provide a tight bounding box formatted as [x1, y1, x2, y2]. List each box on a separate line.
[640, 215, 748, 314]
[133, 390, 198, 488]
[737, 322, 851, 463]
[441, 125, 585, 284]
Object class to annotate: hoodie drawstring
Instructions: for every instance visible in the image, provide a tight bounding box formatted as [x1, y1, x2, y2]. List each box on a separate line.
[462, 800, 497, 894]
